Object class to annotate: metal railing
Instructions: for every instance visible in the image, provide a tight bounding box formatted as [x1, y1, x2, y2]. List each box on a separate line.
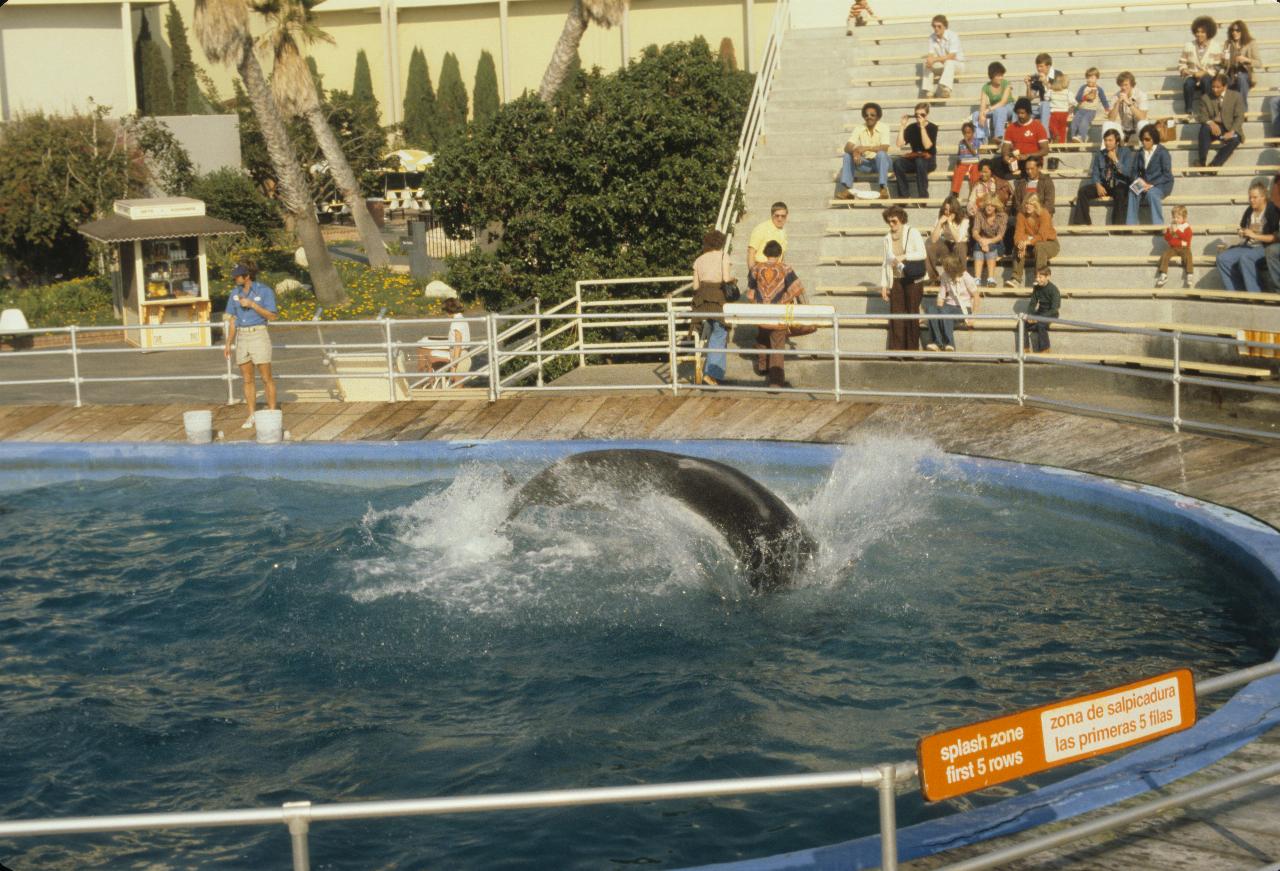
[0, 660, 1275, 871]
[714, 0, 791, 240]
[1, 286, 1277, 441]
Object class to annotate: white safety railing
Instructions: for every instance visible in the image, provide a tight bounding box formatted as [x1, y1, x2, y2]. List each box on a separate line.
[0, 660, 1274, 871]
[1, 288, 1277, 441]
[714, 0, 791, 240]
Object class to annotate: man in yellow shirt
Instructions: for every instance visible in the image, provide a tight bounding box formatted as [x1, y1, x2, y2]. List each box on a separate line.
[747, 202, 788, 267]
[838, 102, 892, 200]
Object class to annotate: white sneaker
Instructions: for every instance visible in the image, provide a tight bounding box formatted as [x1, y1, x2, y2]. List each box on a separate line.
[1155, 272, 1168, 288]
[1184, 272, 1196, 288]
[925, 343, 941, 351]
[943, 344, 956, 351]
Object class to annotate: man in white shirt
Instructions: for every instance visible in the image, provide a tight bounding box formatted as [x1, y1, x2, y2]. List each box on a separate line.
[922, 15, 964, 99]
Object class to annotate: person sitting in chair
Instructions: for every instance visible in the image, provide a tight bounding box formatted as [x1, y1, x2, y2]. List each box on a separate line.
[417, 297, 472, 386]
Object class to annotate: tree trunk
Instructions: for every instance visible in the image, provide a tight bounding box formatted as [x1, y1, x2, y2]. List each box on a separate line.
[305, 104, 389, 270]
[538, 0, 587, 102]
[237, 39, 348, 307]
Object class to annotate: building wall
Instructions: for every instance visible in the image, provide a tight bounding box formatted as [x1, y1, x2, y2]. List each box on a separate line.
[156, 114, 242, 176]
[0, 3, 132, 120]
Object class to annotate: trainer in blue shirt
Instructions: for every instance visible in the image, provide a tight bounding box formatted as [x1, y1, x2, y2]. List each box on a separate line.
[224, 261, 279, 429]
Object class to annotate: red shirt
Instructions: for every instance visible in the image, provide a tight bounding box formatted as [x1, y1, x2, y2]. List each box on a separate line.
[1164, 224, 1193, 248]
[1006, 120, 1048, 156]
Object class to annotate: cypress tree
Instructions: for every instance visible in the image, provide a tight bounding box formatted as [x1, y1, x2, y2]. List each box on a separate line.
[352, 49, 379, 116]
[472, 50, 500, 124]
[402, 46, 437, 149]
[135, 15, 174, 116]
[436, 51, 468, 139]
[166, 2, 203, 113]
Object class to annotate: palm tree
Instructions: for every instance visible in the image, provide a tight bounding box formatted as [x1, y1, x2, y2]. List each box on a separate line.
[256, 0, 389, 270]
[193, 0, 347, 307]
[538, 0, 628, 102]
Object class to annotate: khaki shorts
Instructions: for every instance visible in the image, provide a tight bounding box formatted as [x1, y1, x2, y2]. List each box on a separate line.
[235, 326, 273, 365]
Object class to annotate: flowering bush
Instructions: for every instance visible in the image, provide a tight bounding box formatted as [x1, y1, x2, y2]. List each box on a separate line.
[274, 259, 446, 322]
[0, 276, 116, 327]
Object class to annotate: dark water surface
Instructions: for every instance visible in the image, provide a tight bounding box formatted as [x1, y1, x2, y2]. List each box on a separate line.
[1, 440, 1277, 869]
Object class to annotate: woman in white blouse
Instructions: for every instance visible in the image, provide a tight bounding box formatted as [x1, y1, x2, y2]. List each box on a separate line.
[1178, 15, 1223, 114]
[880, 205, 929, 351]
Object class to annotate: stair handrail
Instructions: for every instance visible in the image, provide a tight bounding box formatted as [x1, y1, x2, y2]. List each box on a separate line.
[714, 0, 791, 244]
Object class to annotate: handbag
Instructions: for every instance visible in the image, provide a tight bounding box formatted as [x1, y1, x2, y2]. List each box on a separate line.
[723, 279, 741, 303]
[901, 259, 927, 284]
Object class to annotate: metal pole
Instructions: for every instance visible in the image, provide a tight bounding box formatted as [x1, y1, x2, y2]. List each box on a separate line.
[487, 314, 502, 402]
[224, 326, 236, 406]
[283, 802, 311, 871]
[383, 318, 397, 402]
[877, 763, 898, 871]
[1172, 331, 1182, 433]
[69, 326, 83, 408]
[831, 313, 841, 400]
[534, 299, 545, 388]
[667, 304, 680, 396]
[575, 283, 587, 369]
[1016, 315, 1026, 405]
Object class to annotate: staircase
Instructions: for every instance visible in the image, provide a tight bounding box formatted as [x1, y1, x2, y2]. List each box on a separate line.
[727, 2, 1280, 392]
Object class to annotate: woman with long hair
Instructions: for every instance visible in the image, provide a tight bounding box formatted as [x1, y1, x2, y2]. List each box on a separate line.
[1222, 20, 1258, 109]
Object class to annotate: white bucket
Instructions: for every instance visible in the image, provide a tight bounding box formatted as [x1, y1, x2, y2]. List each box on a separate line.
[183, 410, 213, 444]
[254, 409, 284, 444]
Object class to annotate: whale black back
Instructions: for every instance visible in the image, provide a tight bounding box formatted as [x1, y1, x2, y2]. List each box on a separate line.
[508, 449, 816, 592]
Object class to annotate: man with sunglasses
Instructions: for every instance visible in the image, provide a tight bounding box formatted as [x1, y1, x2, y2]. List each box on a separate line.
[893, 103, 939, 199]
[838, 102, 892, 200]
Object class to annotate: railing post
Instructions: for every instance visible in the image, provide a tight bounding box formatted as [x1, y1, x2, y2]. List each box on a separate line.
[1172, 331, 1182, 433]
[224, 325, 236, 405]
[831, 313, 841, 400]
[534, 298, 544, 387]
[575, 282, 587, 370]
[878, 763, 898, 871]
[383, 318, 397, 402]
[68, 326, 82, 408]
[487, 314, 502, 402]
[1016, 314, 1026, 406]
[666, 303, 680, 396]
[283, 801, 312, 871]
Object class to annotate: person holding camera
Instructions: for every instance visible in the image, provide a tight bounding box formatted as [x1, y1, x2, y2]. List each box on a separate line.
[223, 260, 279, 430]
[893, 103, 939, 199]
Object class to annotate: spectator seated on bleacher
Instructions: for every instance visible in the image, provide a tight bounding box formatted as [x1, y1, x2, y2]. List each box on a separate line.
[1070, 128, 1131, 226]
[1194, 74, 1245, 168]
[1222, 20, 1259, 111]
[999, 98, 1050, 180]
[1215, 182, 1280, 293]
[1155, 204, 1196, 288]
[921, 14, 964, 99]
[1178, 15, 1223, 115]
[967, 159, 1013, 217]
[838, 102, 892, 200]
[1106, 72, 1150, 144]
[1126, 124, 1174, 226]
[1069, 68, 1110, 144]
[1013, 155, 1055, 217]
[1024, 54, 1068, 140]
[971, 198, 1008, 288]
[1019, 266, 1061, 354]
[950, 121, 984, 198]
[847, 0, 875, 32]
[1009, 194, 1059, 288]
[976, 62, 1016, 143]
[925, 196, 969, 282]
[894, 103, 940, 199]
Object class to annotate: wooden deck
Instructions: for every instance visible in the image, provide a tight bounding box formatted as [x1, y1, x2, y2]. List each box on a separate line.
[2, 394, 1278, 869]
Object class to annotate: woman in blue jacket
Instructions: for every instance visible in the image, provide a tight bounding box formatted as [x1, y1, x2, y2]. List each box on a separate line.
[1126, 125, 1174, 225]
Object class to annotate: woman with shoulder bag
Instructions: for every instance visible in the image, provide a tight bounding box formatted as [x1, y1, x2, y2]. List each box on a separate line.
[691, 230, 736, 386]
[880, 206, 928, 351]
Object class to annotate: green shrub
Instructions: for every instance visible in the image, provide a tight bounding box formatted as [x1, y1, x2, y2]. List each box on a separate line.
[188, 168, 283, 240]
[0, 276, 116, 328]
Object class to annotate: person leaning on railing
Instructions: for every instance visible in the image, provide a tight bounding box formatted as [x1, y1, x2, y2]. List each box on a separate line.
[747, 240, 806, 388]
[223, 260, 278, 430]
[691, 230, 736, 386]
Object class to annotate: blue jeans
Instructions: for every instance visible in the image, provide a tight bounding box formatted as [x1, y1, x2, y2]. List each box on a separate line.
[1217, 245, 1269, 292]
[1230, 71, 1250, 110]
[924, 301, 963, 348]
[1183, 74, 1214, 114]
[1267, 243, 1280, 291]
[892, 155, 937, 198]
[1126, 186, 1165, 225]
[1068, 108, 1097, 141]
[841, 150, 890, 188]
[975, 105, 1014, 140]
[702, 319, 728, 380]
[1037, 100, 1051, 128]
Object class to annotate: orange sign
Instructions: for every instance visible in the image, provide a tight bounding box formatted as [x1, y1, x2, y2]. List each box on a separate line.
[917, 669, 1197, 802]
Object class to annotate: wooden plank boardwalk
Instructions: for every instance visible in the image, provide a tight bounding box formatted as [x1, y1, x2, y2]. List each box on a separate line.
[1, 394, 1278, 869]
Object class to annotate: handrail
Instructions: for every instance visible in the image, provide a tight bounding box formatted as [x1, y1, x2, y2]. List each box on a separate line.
[0, 661, 1274, 871]
[714, 0, 790, 242]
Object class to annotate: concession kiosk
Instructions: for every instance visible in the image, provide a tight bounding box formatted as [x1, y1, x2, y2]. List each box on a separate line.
[78, 198, 244, 349]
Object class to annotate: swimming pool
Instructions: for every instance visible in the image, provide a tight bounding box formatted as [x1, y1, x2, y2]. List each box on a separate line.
[1, 438, 1278, 869]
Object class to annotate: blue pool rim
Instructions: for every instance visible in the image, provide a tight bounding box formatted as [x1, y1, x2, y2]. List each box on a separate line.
[1, 438, 1278, 870]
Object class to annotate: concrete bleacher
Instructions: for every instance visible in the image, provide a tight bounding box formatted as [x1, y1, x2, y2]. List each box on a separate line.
[727, 0, 1280, 384]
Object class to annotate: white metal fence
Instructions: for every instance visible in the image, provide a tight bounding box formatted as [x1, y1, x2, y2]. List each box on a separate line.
[0, 278, 1277, 441]
[0, 660, 1274, 871]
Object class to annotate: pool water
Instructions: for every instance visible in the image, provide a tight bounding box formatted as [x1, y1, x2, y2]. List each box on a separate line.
[1, 438, 1277, 869]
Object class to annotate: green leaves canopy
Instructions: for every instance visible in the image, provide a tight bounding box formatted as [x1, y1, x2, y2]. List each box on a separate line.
[423, 38, 751, 312]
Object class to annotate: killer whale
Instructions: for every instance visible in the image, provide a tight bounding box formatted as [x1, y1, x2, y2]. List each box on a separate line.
[508, 449, 817, 592]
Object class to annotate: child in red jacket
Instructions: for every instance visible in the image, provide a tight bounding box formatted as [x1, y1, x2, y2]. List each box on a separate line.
[1156, 204, 1194, 288]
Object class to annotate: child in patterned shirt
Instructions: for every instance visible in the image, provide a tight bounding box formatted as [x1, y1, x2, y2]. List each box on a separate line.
[847, 0, 875, 32]
[1069, 67, 1110, 143]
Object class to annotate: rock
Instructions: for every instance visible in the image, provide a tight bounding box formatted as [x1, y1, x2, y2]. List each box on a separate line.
[294, 246, 308, 269]
[424, 279, 458, 299]
[274, 278, 306, 295]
